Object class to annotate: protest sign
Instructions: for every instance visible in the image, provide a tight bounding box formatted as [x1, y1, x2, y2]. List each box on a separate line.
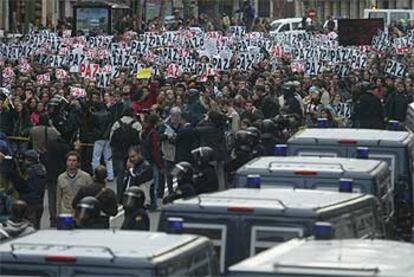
[384, 59, 406, 78]
[136, 67, 152, 79]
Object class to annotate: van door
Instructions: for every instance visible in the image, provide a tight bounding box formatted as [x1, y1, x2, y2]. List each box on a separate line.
[279, 23, 291, 32]
[174, 216, 231, 274]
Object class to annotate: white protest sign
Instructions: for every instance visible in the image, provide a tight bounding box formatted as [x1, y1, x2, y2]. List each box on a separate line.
[70, 86, 87, 99]
[96, 72, 111, 88]
[55, 69, 68, 80]
[384, 59, 406, 78]
[335, 102, 352, 118]
[305, 60, 323, 76]
[79, 63, 100, 79]
[36, 73, 51, 85]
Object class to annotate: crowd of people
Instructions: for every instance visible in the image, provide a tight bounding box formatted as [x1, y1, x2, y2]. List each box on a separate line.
[1, 9, 414, 234]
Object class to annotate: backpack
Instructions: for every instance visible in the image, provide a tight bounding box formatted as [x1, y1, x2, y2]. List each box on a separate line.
[110, 119, 140, 153]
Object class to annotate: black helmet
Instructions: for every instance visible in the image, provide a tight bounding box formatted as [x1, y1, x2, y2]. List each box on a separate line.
[188, 88, 199, 98]
[123, 186, 145, 210]
[191, 146, 215, 167]
[171, 161, 194, 182]
[75, 196, 100, 225]
[235, 130, 254, 151]
[261, 119, 275, 139]
[24, 149, 39, 163]
[47, 96, 61, 107]
[246, 126, 260, 143]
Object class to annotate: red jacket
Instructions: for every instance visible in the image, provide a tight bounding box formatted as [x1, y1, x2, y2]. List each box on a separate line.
[131, 82, 159, 113]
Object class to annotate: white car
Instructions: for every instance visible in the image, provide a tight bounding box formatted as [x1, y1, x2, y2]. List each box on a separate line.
[269, 17, 304, 35]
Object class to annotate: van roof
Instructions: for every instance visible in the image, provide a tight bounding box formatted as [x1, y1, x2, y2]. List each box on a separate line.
[288, 128, 412, 147]
[229, 238, 414, 276]
[237, 156, 387, 175]
[0, 230, 207, 267]
[271, 17, 302, 25]
[164, 188, 372, 216]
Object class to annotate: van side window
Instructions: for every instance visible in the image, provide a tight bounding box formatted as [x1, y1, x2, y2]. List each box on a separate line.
[279, 23, 290, 32]
[390, 12, 410, 23]
[354, 206, 377, 238]
[250, 226, 303, 256]
[181, 223, 227, 273]
[369, 12, 387, 20]
[328, 213, 355, 238]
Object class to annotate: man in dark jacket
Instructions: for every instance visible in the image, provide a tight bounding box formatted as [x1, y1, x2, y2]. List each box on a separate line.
[90, 96, 114, 181]
[385, 82, 409, 123]
[13, 150, 47, 229]
[120, 145, 153, 207]
[352, 85, 385, 129]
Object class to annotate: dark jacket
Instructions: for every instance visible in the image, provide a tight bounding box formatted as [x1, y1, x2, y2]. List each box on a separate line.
[175, 123, 198, 163]
[352, 92, 385, 129]
[385, 92, 409, 122]
[121, 209, 150, 231]
[141, 127, 163, 169]
[120, 159, 153, 203]
[14, 163, 47, 205]
[72, 183, 118, 217]
[0, 108, 14, 136]
[195, 122, 226, 161]
[90, 108, 112, 141]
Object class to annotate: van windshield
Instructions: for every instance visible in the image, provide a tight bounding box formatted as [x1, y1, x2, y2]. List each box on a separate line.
[369, 12, 387, 24]
[270, 23, 282, 31]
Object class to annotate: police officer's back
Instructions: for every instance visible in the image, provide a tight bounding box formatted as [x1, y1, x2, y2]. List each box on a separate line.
[74, 196, 106, 229]
[191, 147, 218, 194]
[352, 84, 385, 129]
[121, 187, 150, 231]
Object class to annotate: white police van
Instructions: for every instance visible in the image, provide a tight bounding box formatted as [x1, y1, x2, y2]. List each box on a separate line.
[229, 238, 414, 277]
[287, 128, 414, 240]
[158, 188, 384, 273]
[233, 156, 394, 236]
[0, 230, 219, 276]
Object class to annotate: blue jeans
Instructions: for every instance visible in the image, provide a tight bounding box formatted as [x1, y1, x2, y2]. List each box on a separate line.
[150, 165, 160, 208]
[91, 140, 114, 180]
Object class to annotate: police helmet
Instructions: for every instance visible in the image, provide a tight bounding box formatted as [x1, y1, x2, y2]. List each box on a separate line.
[191, 146, 215, 167]
[24, 149, 39, 163]
[75, 196, 100, 225]
[171, 162, 194, 182]
[261, 119, 275, 139]
[246, 126, 260, 142]
[235, 130, 254, 151]
[123, 186, 145, 210]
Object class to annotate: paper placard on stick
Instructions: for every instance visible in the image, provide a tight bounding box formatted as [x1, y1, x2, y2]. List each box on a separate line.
[36, 73, 51, 85]
[166, 63, 181, 79]
[79, 63, 100, 79]
[291, 61, 305, 73]
[384, 59, 406, 78]
[56, 69, 68, 80]
[70, 86, 87, 99]
[136, 67, 152, 79]
[335, 102, 352, 118]
[96, 72, 111, 88]
[305, 60, 323, 76]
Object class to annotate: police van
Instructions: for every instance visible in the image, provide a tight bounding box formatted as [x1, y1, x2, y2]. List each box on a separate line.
[233, 156, 393, 234]
[229, 238, 414, 277]
[287, 128, 414, 239]
[158, 188, 384, 273]
[0, 230, 219, 276]
[405, 102, 414, 133]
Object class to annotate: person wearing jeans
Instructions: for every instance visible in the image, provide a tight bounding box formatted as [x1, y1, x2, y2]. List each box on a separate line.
[91, 140, 114, 181]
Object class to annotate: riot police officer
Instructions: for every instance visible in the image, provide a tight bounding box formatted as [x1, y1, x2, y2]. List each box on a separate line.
[162, 162, 196, 204]
[75, 196, 104, 229]
[191, 146, 218, 194]
[260, 119, 280, 155]
[121, 187, 150, 231]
